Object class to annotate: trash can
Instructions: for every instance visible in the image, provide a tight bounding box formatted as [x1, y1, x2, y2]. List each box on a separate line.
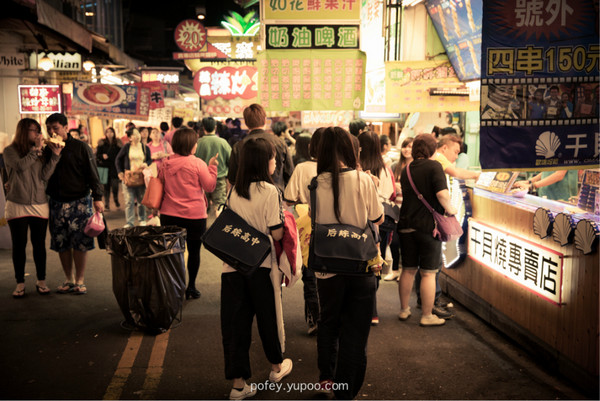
[107, 225, 187, 333]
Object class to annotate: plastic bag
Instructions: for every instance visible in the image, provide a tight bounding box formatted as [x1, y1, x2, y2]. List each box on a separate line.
[107, 226, 187, 333]
[84, 212, 105, 237]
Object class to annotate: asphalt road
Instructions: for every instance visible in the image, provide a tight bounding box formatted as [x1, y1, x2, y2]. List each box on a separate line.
[0, 207, 590, 400]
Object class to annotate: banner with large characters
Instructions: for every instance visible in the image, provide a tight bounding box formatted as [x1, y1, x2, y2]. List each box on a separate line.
[480, 0, 599, 171]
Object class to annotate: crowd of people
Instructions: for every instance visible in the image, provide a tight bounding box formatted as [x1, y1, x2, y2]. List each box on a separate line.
[4, 107, 478, 400]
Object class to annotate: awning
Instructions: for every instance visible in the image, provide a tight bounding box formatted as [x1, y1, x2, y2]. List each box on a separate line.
[35, 0, 92, 52]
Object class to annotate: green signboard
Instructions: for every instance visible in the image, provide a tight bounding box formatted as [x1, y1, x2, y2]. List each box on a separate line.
[266, 25, 360, 49]
[257, 50, 366, 111]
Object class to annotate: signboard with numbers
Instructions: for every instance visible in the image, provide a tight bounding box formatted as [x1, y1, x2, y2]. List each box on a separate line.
[266, 25, 359, 49]
[479, 0, 599, 171]
[71, 81, 150, 120]
[257, 49, 365, 111]
[174, 19, 207, 53]
[18, 85, 61, 114]
[468, 219, 564, 305]
[263, 0, 360, 20]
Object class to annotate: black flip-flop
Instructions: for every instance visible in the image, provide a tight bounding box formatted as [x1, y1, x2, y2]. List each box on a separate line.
[36, 285, 51, 295]
[12, 288, 25, 298]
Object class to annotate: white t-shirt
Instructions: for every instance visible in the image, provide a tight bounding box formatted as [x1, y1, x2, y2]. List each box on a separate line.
[222, 181, 284, 273]
[300, 169, 383, 279]
[284, 160, 317, 204]
[376, 167, 395, 201]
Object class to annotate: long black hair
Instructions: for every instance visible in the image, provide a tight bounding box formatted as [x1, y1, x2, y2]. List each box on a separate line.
[234, 137, 275, 200]
[316, 127, 357, 222]
[12, 118, 41, 157]
[394, 136, 414, 180]
[358, 131, 385, 179]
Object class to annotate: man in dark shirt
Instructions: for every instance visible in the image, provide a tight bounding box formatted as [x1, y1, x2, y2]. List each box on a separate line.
[45, 113, 104, 295]
[228, 104, 294, 192]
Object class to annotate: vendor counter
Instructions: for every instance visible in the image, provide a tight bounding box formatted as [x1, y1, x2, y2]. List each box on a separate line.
[440, 187, 599, 394]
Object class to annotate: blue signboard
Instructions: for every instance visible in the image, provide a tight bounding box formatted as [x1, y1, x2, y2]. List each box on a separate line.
[425, 0, 482, 82]
[480, 0, 599, 171]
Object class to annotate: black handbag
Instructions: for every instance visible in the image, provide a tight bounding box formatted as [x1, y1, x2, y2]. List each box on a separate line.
[308, 176, 378, 275]
[201, 190, 271, 276]
[380, 201, 400, 232]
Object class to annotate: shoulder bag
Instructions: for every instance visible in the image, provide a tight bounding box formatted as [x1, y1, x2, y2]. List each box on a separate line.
[141, 177, 164, 210]
[201, 189, 271, 276]
[308, 176, 378, 275]
[406, 164, 463, 242]
[124, 169, 145, 187]
[379, 167, 400, 232]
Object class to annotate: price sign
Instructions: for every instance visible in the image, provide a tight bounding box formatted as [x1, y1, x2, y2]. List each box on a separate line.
[174, 19, 207, 53]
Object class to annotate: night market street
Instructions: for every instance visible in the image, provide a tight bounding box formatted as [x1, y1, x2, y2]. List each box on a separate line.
[0, 209, 590, 400]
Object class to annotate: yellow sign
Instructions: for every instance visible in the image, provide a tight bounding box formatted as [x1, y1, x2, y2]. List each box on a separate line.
[385, 59, 479, 113]
[263, 0, 360, 20]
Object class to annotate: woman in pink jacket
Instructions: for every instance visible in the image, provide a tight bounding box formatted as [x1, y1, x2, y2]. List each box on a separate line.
[159, 128, 218, 299]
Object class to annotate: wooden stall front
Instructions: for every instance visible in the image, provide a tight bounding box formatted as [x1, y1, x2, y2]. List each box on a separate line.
[440, 188, 599, 394]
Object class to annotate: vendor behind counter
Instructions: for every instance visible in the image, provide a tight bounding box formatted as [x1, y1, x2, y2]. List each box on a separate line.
[515, 170, 580, 201]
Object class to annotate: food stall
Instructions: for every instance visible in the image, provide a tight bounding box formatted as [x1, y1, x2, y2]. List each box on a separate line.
[440, 171, 599, 393]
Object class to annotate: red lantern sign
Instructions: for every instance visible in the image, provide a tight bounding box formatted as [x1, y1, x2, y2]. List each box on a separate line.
[18, 85, 61, 114]
[174, 19, 207, 52]
[193, 66, 258, 100]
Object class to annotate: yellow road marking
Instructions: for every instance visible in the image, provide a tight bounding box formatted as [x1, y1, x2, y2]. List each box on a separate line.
[140, 331, 170, 400]
[103, 331, 144, 400]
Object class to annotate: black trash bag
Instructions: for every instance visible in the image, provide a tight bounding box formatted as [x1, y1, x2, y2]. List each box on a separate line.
[107, 225, 187, 334]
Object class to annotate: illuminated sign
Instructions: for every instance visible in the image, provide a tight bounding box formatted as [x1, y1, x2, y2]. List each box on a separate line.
[266, 25, 359, 49]
[221, 11, 260, 36]
[193, 66, 257, 100]
[18, 85, 61, 114]
[174, 19, 207, 52]
[264, 0, 361, 20]
[28, 52, 81, 71]
[301, 110, 354, 128]
[141, 71, 179, 84]
[468, 219, 564, 305]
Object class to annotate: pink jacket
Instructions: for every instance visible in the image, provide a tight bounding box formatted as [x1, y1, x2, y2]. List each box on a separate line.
[158, 154, 217, 219]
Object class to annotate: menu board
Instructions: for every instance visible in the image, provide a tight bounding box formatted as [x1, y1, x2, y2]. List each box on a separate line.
[475, 171, 518, 193]
[257, 50, 366, 111]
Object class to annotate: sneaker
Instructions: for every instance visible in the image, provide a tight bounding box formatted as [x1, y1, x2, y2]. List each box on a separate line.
[123, 223, 133, 229]
[398, 307, 411, 321]
[371, 317, 379, 326]
[269, 358, 292, 383]
[139, 221, 147, 226]
[317, 379, 333, 394]
[229, 383, 257, 400]
[432, 305, 454, 319]
[420, 314, 445, 326]
[383, 270, 400, 281]
[435, 299, 454, 308]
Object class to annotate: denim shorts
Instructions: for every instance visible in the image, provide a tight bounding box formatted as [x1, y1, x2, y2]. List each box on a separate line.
[399, 230, 442, 272]
[49, 196, 95, 252]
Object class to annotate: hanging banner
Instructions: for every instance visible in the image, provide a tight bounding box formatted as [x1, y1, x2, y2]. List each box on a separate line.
[18, 85, 62, 114]
[385, 59, 479, 113]
[425, 0, 482, 82]
[71, 81, 150, 120]
[257, 49, 365, 111]
[480, 0, 599, 171]
[137, 81, 166, 109]
[263, 0, 360, 20]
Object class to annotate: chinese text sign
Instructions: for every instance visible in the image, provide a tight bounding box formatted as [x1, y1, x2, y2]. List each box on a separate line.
[257, 50, 366, 111]
[480, 0, 599, 171]
[469, 219, 564, 305]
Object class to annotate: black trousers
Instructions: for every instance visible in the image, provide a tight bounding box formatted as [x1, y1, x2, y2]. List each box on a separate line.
[160, 214, 206, 290]
[302, 265, 320, 326]
[8, 217, 48, 283]
[221, 268, 283, 380]
[104, 177, 120, 207]
[317, 274, 376, 400]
